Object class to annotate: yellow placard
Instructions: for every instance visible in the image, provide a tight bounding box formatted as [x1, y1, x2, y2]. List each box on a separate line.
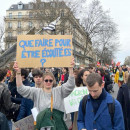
[16, 35, 73, 68]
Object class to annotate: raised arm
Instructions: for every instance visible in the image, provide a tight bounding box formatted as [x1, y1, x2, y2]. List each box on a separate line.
[13, 61, 37, 100]
[61, 58, 75, 98]
[13, 61, 23, 87]
[68, 58, 75, 77]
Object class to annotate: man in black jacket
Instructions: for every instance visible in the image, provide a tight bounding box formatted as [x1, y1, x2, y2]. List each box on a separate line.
[0, 68, 19, 130]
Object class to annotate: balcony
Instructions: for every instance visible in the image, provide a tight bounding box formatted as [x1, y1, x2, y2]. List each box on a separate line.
[4, 15, 36, 20]
[86, 56, 93, 62]
[4, 36, 17, 42]
[72, 38, 84, 49]
[73, 50, 84, 58]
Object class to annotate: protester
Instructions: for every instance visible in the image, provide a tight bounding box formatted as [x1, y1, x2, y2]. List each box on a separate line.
[0, 68, 19, 130]
[72, 69, 90, 130]
[88, 66, 96, 73]
[124, 67, 129, 84]
[77, 73, 124, 130]
[114, 66, 125, 87]
[59, 67, 69, 85]
[9, 68, 34, 104]
[16, 68, 43, 121]
[117, 75, 130, 130]
[13, 58, 75, 130]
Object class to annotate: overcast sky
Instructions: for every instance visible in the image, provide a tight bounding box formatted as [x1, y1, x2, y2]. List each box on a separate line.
[1, 0, 130, 64]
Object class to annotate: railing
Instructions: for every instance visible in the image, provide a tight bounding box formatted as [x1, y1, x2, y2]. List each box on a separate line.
[4, 36, 17, 42]
[73, 50, 84, 58]
[72, 38, 84, 49]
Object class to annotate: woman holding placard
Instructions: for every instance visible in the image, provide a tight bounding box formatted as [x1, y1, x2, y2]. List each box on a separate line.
[13, 58, 75, 130]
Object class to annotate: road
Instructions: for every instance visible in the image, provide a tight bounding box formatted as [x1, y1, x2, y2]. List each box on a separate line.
[65, 83, 120, 129]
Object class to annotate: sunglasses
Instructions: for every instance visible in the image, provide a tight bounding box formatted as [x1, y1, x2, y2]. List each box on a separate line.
[44, 79, 53, 83]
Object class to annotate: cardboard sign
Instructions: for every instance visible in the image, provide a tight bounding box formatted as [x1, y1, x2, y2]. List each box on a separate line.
[64, 87, 89, 113]
[13, 115, 34, 130]
[16, 35, 73, 68]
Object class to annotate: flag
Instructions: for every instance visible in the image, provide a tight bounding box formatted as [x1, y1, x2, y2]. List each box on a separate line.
[116, 62, 121, 66]
[97, 61, 100, 66]
[43, 17, 60, 31]
[111, 59, 114, 65]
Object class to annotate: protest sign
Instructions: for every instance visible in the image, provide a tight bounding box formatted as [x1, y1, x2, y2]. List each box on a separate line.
[64, 87, 89, 113]
[13, 115, 34, 130]
[16, 35, 73, 68]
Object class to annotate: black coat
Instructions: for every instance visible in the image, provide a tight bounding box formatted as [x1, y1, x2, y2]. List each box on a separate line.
[104, 74, 112, 92]
[0, 83, 19, 120]
[117, 84, 130, 130]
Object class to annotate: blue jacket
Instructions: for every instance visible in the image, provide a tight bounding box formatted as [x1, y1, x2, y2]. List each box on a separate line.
[77, 92, 125, 130]
[16, 98, 34, 121]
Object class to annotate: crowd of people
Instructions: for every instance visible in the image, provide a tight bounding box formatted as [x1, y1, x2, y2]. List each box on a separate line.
[0, 60, 130, 130]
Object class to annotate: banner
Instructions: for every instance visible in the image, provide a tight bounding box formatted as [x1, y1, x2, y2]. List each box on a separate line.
[16, 35, 73, 68]
[12, 115, 34, 130]
[64, 87, 89, 113]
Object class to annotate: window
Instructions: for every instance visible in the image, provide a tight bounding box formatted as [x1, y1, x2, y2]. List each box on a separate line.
[8, 32, 12, 37]
[40, 3, 44, 8]
[18, 4, 23, 10]
[8, 22, 12, 28]
[18, 21, 21, 28]
[18, 31, 22, 35]
[9, 13, 12, 19]
[50, 2, 55, 8]
[29, 12, 33, 18]
[18, 12, 22, 18]
[61, 10, 64, 17]
[28, 3, 33, 9]
[28, 21, 33, 28]
[61, 30, 64, 35]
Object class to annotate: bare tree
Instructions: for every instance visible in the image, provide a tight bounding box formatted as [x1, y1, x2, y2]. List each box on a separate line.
[124, 56, 130, 66]
[81, 0, 119, 64]
[29, 0, 119, 65]
[0, 19, 5, 54]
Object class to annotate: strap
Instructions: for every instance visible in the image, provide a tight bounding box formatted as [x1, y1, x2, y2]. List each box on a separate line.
[82, 95, 88, 115]
[108, 97, 115, 128]
[51, 93, 53, 113]
[128, 88, 130, 101]
[50, 93, 53, 120]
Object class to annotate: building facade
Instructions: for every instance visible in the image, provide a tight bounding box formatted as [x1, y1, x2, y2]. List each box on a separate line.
[4, 1, 96, 66]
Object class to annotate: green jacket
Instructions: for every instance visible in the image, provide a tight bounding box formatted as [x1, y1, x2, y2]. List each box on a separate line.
[35, 108, 68, 130]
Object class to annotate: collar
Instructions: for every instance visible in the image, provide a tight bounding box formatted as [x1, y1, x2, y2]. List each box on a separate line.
[90, 88, 107, 101]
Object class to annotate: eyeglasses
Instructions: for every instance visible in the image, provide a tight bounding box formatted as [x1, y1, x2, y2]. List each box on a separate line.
[44, 79, 53, 83]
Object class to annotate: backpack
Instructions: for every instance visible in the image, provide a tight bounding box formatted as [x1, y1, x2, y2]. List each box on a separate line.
[82, 95, 115, 126]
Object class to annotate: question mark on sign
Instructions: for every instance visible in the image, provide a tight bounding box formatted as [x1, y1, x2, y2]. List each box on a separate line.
[40, 59, 46, 67]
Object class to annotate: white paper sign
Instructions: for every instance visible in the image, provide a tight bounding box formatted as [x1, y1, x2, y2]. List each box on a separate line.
[12, 115, 34, 130]
[64, 87, 89, 113]
[31, 107, 39, 121]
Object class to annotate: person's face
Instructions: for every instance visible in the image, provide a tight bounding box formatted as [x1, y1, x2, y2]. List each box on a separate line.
[43, 75, 53, 89]
[119, 67, 122, 71]
[33, 76, 43, 87]
[62, 68, 67, 73]
[74, 72, 78, 79]
[81, 71, 90, 84]
[87, 82, 104, 99]
[45, 69, 50, 72]
[97, 70, 101, 75]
